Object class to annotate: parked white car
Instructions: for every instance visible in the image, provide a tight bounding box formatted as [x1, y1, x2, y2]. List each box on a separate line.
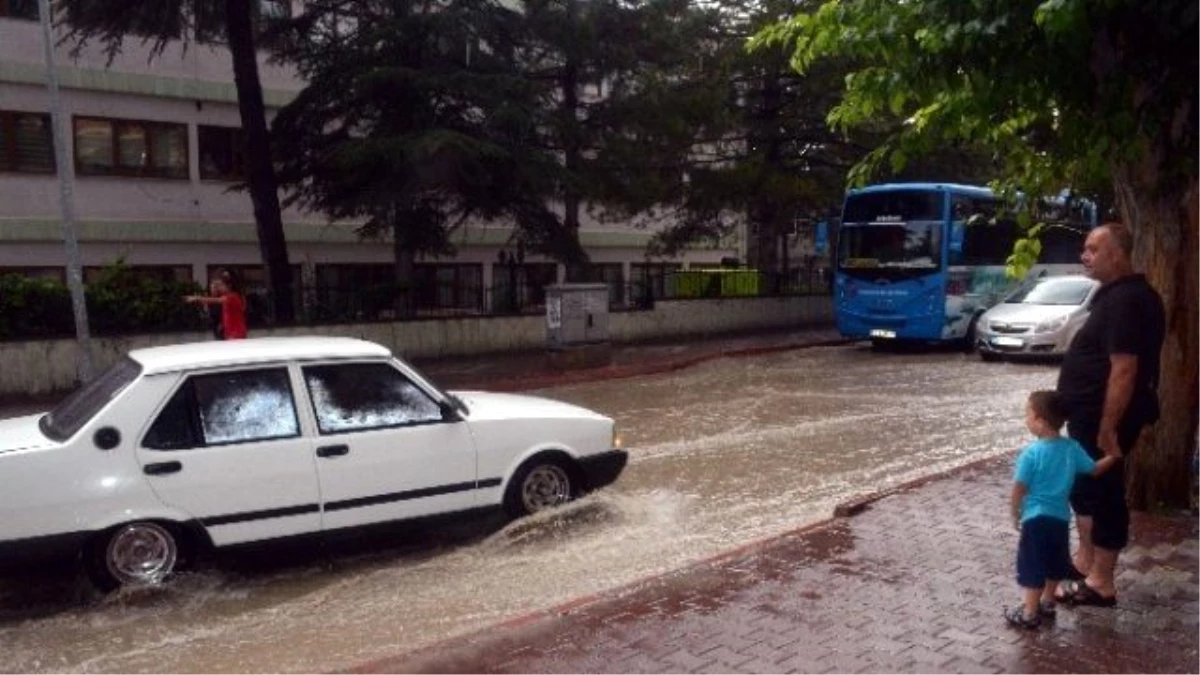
[0, 337, 626, 589]
[976, 275, 1100, 361]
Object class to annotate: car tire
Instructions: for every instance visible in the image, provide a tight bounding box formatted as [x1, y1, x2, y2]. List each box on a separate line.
[979, 350, 1001, 363]
[503, 455, 577, 519]
[87, 521, 180, 591]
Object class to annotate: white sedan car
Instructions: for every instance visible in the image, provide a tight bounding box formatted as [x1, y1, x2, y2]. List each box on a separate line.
[0, 337, 626, 589]
[976, 275, 1100, 361]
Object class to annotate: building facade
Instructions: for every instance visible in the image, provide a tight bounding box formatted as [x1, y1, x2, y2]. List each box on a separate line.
[0, 1, 743, 317]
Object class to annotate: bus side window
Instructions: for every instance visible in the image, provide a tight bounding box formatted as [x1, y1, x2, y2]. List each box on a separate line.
[1040, 226, 1086, 264]
[953, 196, 1012, 266]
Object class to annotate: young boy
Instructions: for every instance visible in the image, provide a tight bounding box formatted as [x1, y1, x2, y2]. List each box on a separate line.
[1006, 390, 1120, 629]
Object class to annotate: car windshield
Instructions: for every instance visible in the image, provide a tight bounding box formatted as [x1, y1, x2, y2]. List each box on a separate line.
[39, 357, 142, 442]
[1005, 277, 1095, 306]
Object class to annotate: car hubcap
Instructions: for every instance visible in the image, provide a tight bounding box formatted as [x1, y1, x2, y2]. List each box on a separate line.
[522, 465, 571, 513]
[106, 523, 177, 587]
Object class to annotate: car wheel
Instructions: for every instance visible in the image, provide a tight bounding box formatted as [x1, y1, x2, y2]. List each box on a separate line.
[504, 456, 576, 518]
[88, 521, 180, 591]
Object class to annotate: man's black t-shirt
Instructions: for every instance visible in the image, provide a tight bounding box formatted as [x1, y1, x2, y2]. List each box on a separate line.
[1057, 274, 1165, 425]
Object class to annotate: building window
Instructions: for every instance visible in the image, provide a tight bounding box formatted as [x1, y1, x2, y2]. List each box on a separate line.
[74, 117, 188, 179]
[491, 262, 557, 314]
[199, 125, 245, 181]
[0, 0, 38, 20]
[0, 267, 66, 283]
[83, 265, 193, 284]
[413, 264, 483, 312]
[591, 263, 625, 306]
[631, 263, 681, 300]
[197, 0, 292, 43]
[1, 111, 54, 174]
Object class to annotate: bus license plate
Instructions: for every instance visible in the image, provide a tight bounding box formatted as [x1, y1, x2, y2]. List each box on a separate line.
[992, 336, 1023, 347]
[870, 329, 897, 339]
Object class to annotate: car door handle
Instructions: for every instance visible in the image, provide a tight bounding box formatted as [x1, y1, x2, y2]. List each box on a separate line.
[144, 461, 182, 476]
[316, 444, 350, 458]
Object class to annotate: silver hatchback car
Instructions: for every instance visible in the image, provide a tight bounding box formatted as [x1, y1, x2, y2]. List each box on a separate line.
[976, 275, 1100, 361]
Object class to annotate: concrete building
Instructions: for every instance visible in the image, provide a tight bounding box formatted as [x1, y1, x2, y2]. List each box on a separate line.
[0, 1, 743, 316]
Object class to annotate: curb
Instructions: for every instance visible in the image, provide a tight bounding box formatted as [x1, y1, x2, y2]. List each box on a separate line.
[831, 452, 1013, 517]
[471, 337, 852, 393]
[340, 451, 1011, 674]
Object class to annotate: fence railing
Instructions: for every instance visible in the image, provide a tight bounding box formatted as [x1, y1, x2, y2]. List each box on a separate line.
[0, 268, 833, 339]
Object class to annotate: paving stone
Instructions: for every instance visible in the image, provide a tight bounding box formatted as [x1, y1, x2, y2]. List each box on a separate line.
[352, 457, 1199, 674]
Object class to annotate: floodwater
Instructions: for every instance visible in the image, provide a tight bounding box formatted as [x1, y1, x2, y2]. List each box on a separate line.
[0, 345, 1056, 673]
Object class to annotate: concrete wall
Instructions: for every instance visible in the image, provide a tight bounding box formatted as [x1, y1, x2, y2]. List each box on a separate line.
[0, 295, 833, 398]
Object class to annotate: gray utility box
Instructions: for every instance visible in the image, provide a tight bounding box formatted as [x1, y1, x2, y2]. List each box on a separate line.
[545, 283, 610, 349]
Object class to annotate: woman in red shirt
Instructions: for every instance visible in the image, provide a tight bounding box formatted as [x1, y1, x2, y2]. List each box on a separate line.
[185, 271, 248, 340]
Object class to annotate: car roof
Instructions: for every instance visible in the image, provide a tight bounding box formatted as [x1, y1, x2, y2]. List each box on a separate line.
[1032, 274, 1097, 285]
[129, 337, 393, 375]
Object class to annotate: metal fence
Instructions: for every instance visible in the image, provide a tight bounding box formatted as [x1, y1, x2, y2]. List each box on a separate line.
[255, 266, 833, 326]
[0, 266, 833, 338]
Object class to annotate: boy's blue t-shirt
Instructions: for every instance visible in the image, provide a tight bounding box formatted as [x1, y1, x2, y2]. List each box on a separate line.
[1014, 436, 1096, 523]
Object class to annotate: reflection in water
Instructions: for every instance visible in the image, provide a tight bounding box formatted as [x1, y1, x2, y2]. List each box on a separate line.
[0, 346, 1055, 673]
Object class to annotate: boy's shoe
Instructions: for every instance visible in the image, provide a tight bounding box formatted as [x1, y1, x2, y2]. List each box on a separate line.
[1038, 601, 1057, 620]
[1004, 605, 1042, 630]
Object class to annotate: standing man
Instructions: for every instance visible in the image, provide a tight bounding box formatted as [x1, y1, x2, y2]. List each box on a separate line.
[185, 270, 248, 340]
[1056, 223, 1165, 606]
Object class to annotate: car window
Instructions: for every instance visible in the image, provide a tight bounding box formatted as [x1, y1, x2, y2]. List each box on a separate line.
[303, 362, 443, 434]
[192, 368, 300, 444]
[144, 368, 301, 449]
[1005, 278, 1096, 305]
[143, 381, 199, 450]
[40, 357, 142, 442]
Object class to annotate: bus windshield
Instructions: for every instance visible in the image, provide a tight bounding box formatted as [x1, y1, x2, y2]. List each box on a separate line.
[838, 189, 944, 275]
[838, 221, 942, 271]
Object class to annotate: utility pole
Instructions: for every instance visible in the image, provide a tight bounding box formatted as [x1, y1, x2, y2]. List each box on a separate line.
[38, 0, 94, 382]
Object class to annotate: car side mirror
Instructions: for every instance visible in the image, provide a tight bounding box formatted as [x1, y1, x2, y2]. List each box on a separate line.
[439, 400, 460, 422]
[94, 427, 121, 451]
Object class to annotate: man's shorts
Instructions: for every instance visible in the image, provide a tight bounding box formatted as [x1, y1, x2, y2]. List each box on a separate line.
[1067, 418, 1143, 551]
[1017, 516, 1072, 588]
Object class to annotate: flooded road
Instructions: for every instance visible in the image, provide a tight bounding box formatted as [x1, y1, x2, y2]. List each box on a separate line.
[0, 345, 1057, 673]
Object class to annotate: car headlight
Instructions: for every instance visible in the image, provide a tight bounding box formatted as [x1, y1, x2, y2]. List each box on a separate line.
[1034, 315, 1069, 333]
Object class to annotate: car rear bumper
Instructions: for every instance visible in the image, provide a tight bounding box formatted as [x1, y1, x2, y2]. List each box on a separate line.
[579, 449, 628, 491]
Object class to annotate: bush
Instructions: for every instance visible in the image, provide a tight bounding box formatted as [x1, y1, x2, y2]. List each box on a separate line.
[0, 262, 209, 340]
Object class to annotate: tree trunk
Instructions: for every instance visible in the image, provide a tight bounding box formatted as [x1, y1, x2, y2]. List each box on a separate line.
[1114, 169, 1199, 510]
[392, 220, 416, 318]
[560, 0, 586, 282]
[225, 0, 294, 323]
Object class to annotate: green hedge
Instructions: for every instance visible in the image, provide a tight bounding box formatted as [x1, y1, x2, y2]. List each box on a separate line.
[0, 263, 209, 340]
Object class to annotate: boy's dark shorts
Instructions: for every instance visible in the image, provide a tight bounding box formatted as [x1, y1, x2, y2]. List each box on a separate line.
[1017, 516, 1072, 588]
[1067, 417, 1142, 551]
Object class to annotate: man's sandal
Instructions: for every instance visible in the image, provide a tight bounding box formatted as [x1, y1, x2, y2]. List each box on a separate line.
[1058, 580, 1118, 607]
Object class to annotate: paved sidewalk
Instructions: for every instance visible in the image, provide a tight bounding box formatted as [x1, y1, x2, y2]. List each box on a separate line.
[352, 456, 1199, 674]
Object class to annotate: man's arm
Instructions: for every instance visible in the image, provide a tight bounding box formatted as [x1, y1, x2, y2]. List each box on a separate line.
[1098, 354, 1137, 456]
[1011, 482, 1026, 531]
[184, 295, 225, 306]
